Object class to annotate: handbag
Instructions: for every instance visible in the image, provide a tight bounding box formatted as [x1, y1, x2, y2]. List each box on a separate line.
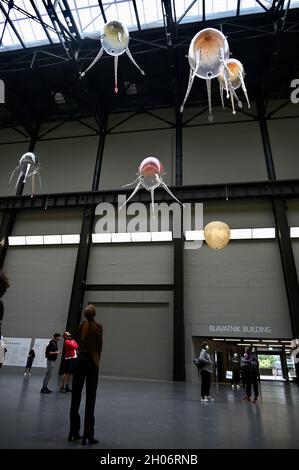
[226, 370, 233, 379]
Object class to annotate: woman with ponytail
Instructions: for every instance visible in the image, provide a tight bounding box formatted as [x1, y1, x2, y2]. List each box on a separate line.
[69, 304, 103, 445]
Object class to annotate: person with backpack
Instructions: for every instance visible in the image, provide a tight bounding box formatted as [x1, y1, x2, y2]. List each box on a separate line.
[40, 333, 61, 394]
[0, 270, 9, 369]
[198, 341, 214, 403]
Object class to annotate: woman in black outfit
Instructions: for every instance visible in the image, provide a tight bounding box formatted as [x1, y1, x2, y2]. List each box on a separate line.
[69, 304, 103, 445]
[0, 270, 9, 342]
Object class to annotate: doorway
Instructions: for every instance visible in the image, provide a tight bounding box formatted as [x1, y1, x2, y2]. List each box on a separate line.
[257, 352, 285, 381]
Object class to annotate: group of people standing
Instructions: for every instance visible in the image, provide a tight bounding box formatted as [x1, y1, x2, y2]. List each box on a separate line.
[40, 305, 103, 445]
[195, 342, 260, 404]
[1, 267, 103, 445]
[231, 347, 260, 403]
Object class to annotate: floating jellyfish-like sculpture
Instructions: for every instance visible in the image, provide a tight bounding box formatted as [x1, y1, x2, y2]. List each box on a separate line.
[218, 58, 250, 115]
[121, 157, 183, 215]
[80, 20, 145, 93]
[181, 28, 230, 122]
[9, 152, 41, 197]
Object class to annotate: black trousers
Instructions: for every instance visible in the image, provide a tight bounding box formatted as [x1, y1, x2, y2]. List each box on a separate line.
[70, 353, 99, 438]
[201, 370, 211, 398]
[246, 372, 259, 399]
[295, 362, 299, 388]
[232, 370, 240, 386]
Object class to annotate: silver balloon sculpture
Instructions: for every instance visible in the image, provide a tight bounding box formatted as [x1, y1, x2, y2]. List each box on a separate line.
[181, 27, 250, 121]
[80, 20, 145, 93]
[9, 152, 41, 197]
[181, 28, 230, 121]
[120, 157, 183, 215]
[218, 58, 250, 115]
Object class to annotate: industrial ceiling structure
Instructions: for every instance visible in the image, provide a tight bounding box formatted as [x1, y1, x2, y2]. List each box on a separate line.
[0, 0, 299, 134]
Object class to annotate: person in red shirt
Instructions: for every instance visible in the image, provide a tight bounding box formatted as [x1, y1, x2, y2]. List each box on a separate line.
[59, 331, 78, 393]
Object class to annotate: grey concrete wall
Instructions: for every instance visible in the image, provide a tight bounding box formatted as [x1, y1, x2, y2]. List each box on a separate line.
[2, 246, 77, 338]
[292, 240, 299, 284]
[0, 127, 30, 144]
[100, 129, 175, 191]
[25, 135, 99, 195]
[183, 121, 267, 185]
[268, 118, 299, 180]
[1, 246, 77, 374]
[203, 200, 274, 227]
[287, 200, 299, 226]
[84, 290, 173, 380]
[87, 244, 173, 285]
[185, 241, 291, 340]
[11, 209, 83, 235]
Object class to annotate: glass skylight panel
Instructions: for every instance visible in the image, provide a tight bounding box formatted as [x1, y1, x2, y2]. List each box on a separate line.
[13, 0, 36, 16]
[102, 1, 119, 23]
[240, 0, 270, 15]
[205, 0, 237, 19]
[135, 0, 164, 29]
[114, 1, 135, 28]
[1, 0, 299, 53]
[0, 22, 17, 48]
[174, 0, 202, 23]
[77, 6, 102, 35]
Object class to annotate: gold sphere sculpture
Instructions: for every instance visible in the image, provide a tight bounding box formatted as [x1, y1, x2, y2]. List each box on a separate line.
[204, 221, 230, 249]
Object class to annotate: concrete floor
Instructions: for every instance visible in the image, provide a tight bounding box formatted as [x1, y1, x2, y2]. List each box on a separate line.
[0, 372, 298, 449]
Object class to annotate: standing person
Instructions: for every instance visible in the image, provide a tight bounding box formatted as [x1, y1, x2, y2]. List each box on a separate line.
[291, 339, 299, 388]
[231, 353, 241, 389]
[240, 354, 247, 388]
[0, 270, 9, 371]
[40, 333, 61, 394]
[69, 304, 103, 445]
[243, 346, 259, 403]
[24, 348, 35, 376]
[59, 331, 78, 393]
[0, 335, 7, 368]
[199, 341, 214, 403]
[0, 270, 9, 340]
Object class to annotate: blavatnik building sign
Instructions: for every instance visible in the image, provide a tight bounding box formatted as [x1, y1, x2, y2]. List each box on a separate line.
[209, 324, 272, 334]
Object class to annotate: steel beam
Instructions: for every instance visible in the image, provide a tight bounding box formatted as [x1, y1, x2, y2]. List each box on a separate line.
[257, 100, 299, 338]
[97, 0, 107, 23]
[29, 0, 54, 44]
[1, 179, 299, 212]
[162, 0, 185, 381]
[0, 1, 26, 48]
[64, 119, 107, 336]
